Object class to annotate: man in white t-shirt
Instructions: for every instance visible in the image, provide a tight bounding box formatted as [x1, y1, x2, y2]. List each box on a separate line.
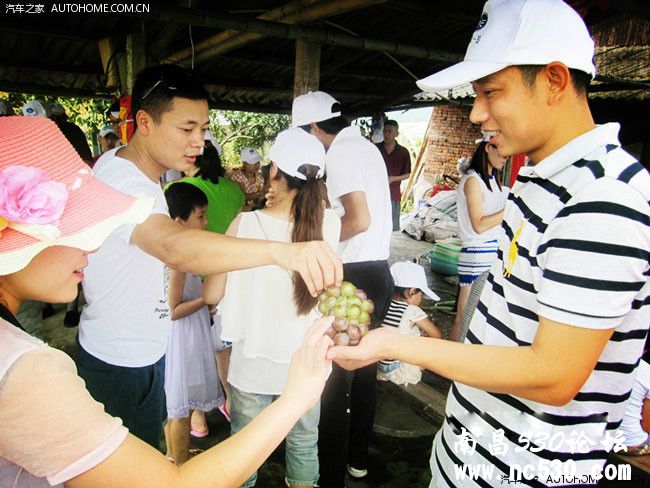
[292, 91, 393, 486]
[77, 65, 342, 448]
[332, 1, 650, 486]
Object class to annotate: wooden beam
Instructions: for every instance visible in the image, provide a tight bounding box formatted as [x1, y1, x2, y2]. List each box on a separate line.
[0, 58, 98, 76]
[127, 5, 461, 63]
[205, 80, 385, 101]
[293, 39, 321, 97]
[126, 31, 146, 94]
[210, 53, 411, 82]
[150, 0, 202, 60]
[98, 37, 121, 89]
[0, 22, 98, 43]
[0, 81, 111, 99]
[165, 0, 322, 64]
[192, 0, 386, 65]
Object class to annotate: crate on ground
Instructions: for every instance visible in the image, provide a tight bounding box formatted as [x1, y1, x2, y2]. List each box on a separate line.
[427, 238, 462, 276]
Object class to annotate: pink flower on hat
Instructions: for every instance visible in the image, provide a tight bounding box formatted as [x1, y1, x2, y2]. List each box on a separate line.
[0, 165, 68, 226]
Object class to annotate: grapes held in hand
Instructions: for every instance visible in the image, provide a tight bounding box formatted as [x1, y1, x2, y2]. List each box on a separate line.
[318, 281, 373, 346]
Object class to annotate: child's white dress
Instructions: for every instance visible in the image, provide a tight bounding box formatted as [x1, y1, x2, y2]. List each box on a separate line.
[377, 300, 427, 386]
[164, 272, 224, 418]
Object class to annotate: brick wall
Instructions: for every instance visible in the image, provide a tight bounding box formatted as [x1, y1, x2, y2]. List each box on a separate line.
[421, 104, 481, 179]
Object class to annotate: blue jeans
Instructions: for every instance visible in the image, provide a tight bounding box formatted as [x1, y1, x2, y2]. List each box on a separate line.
[230, 384, 320, 487]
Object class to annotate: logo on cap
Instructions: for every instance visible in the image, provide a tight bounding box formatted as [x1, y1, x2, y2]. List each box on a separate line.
[475, 12, 488, 30]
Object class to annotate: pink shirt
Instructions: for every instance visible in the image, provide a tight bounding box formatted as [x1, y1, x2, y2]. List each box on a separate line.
[0, 319, 128, 487]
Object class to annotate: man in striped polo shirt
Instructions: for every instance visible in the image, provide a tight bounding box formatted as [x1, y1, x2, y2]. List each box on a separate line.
[332, 0, 650, 486]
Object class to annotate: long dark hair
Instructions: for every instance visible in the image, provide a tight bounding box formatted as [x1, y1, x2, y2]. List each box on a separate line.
[469, 141, 502, 192]
[194, 141, 225, 184]
[273, 164, 326, 315]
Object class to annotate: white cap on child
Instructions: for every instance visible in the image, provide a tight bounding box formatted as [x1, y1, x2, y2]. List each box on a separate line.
[390, 261, 440, 301]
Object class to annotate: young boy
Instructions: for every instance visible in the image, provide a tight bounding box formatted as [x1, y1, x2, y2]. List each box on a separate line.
[332, 1, 650, 486]
[378, 261, 441, 386]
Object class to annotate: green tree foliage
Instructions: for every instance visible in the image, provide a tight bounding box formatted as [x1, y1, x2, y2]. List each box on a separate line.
[209, 110, 290, 167]
[1, 92, 110, 154]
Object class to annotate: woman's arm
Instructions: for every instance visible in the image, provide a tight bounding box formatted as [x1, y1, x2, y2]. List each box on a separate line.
[464, 177, 504, 234]
[168, 269, 206, 321]
[68, 317, 335, 488]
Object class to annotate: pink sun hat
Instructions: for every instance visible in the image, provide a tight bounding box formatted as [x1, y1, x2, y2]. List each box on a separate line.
[0, 117, 153, 275]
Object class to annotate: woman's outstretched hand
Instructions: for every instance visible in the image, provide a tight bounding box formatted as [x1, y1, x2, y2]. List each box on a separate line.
[282, 316, 335, 409]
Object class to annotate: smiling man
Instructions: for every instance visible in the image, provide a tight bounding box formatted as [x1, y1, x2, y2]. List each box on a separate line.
[331, 1, 650, 486]
[77, 65, 342, 448]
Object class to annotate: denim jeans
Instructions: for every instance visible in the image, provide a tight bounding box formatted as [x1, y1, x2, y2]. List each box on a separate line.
[230, 384, 320, 487]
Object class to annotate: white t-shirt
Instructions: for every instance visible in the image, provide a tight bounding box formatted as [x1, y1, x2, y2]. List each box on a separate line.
[621, 360, 650, 447]
[79, 148, 171, 367]
[325, 125, 392, 263]
[456, 170, 509, 247]
[223, 209, 340, 395]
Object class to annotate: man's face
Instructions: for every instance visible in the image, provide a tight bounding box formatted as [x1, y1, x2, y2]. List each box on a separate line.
[382, 124, 398, 144]
[470, 66, 549, 163]
[145, 97, 209, 172]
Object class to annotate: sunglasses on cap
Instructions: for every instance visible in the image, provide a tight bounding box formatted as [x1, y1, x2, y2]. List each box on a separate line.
[141, 78, 178, 101]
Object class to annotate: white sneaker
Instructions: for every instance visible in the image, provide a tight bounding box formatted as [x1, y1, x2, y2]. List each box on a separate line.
[346, 464, 368, 478]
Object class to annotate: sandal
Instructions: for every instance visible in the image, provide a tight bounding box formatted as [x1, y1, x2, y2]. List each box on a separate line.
[190, 429, 209, 438]
[218, 403, 231, 422]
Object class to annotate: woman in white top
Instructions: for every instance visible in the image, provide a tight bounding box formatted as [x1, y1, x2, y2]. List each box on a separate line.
[0, 116, 335, 488]
[204, 128, 340, 488]
[450, 141, 508, 342]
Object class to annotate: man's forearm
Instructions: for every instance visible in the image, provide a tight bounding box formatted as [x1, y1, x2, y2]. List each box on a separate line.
[166, 229, 285, 275]
[385, 335, 573, 406]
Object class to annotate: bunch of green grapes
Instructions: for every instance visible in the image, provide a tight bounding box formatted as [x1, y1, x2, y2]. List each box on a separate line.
[318, 281, 375, 346]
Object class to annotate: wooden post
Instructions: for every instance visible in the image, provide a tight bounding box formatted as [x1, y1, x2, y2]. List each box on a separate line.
[98, 36, 120, 90]
[293, 39, 321, 97]
[126, 31, 146, 94]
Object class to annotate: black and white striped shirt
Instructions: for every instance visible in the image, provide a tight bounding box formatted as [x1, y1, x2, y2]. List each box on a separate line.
[431, 124, 650, 487]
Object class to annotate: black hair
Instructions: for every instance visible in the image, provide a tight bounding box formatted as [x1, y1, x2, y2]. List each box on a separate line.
[107, 100, 120, 115]
[103, 132, 119, 143]
[469, 141, 502, 192]
[517, 65, 591, 96]
[394, 286, 421, 300]
[384, 119, 399, 129]
[193, 141, 225, 184]
[131, 64, 209, 129]
[164, 182, 208, 221]
[272, 164, 326, 315]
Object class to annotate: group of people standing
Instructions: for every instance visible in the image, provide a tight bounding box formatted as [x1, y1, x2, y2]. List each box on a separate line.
[2, 1, 650, 487]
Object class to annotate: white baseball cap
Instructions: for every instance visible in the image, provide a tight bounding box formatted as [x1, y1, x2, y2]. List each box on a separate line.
[21, 99, 48, 117]
[390, 261, 440, 301]
[240, 147, 262, 165]
[268, 128, 325, 181]
[98, 125, 118, 138]
[291, 91, 341, 127]
[417, 0, 596, 92]
[204, 129, 223, 155]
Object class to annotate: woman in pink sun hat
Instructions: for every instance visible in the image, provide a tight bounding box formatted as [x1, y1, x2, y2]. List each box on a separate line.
[0, 116, 334, 487]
